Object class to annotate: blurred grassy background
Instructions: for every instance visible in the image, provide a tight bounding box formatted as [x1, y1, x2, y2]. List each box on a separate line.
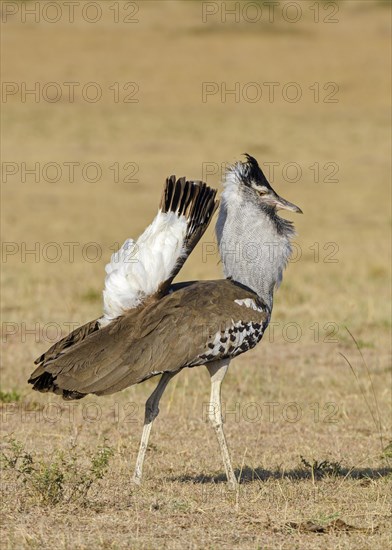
[1, 1, 391, 547]
[2, 0, 390, 372]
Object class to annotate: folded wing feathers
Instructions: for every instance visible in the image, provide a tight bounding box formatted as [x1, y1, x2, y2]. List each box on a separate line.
[30, 280, 269, 399]
[30, 176, 218, 394]
[33, 319, 101, 366]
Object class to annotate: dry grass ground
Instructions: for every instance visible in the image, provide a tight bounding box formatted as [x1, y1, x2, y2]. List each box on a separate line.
[1, 1, 391, 548]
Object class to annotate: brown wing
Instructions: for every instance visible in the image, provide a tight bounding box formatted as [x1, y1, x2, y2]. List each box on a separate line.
[31, 177, 218, 391]
[34, 319, 101, 366]
[28, 280, 270, 399]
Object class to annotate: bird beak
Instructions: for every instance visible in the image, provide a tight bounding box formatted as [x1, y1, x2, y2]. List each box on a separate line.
[273, 194, 303, 214]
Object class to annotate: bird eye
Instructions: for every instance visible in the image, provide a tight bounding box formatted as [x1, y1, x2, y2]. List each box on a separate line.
[257, 187, 268, 196]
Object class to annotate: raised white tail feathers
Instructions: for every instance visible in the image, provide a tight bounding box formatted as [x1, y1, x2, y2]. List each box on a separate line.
[103, 212, 188, 322]
[102, 177, 218, 324]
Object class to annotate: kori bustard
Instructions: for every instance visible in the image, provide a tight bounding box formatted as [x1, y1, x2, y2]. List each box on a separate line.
[29, 155, 302, 487]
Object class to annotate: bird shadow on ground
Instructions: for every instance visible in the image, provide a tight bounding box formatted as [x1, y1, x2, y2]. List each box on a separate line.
[173, 466, 392, 485]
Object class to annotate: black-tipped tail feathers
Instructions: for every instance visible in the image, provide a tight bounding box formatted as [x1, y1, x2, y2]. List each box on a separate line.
[157, 176, 219, 294]
[160, 175, 218, 237]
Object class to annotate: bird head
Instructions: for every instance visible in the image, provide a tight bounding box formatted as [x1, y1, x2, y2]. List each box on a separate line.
[226, 154, 303, 214]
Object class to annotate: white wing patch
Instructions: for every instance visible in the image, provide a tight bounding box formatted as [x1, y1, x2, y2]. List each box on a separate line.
[102, 211, 188, 323]
[234, 298, 265, 312]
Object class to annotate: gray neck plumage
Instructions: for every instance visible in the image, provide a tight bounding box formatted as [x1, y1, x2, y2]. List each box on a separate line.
[216, 185, 295, 311]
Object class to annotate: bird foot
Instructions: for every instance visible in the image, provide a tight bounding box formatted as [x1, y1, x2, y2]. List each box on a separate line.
[226, 473, 239, 491]
[227, 480, 238, 491]
[131, 472, 142, 486]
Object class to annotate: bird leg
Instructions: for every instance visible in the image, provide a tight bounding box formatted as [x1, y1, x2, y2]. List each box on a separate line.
[206, 359, 238, 489]
[132, 371, 177, 485]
